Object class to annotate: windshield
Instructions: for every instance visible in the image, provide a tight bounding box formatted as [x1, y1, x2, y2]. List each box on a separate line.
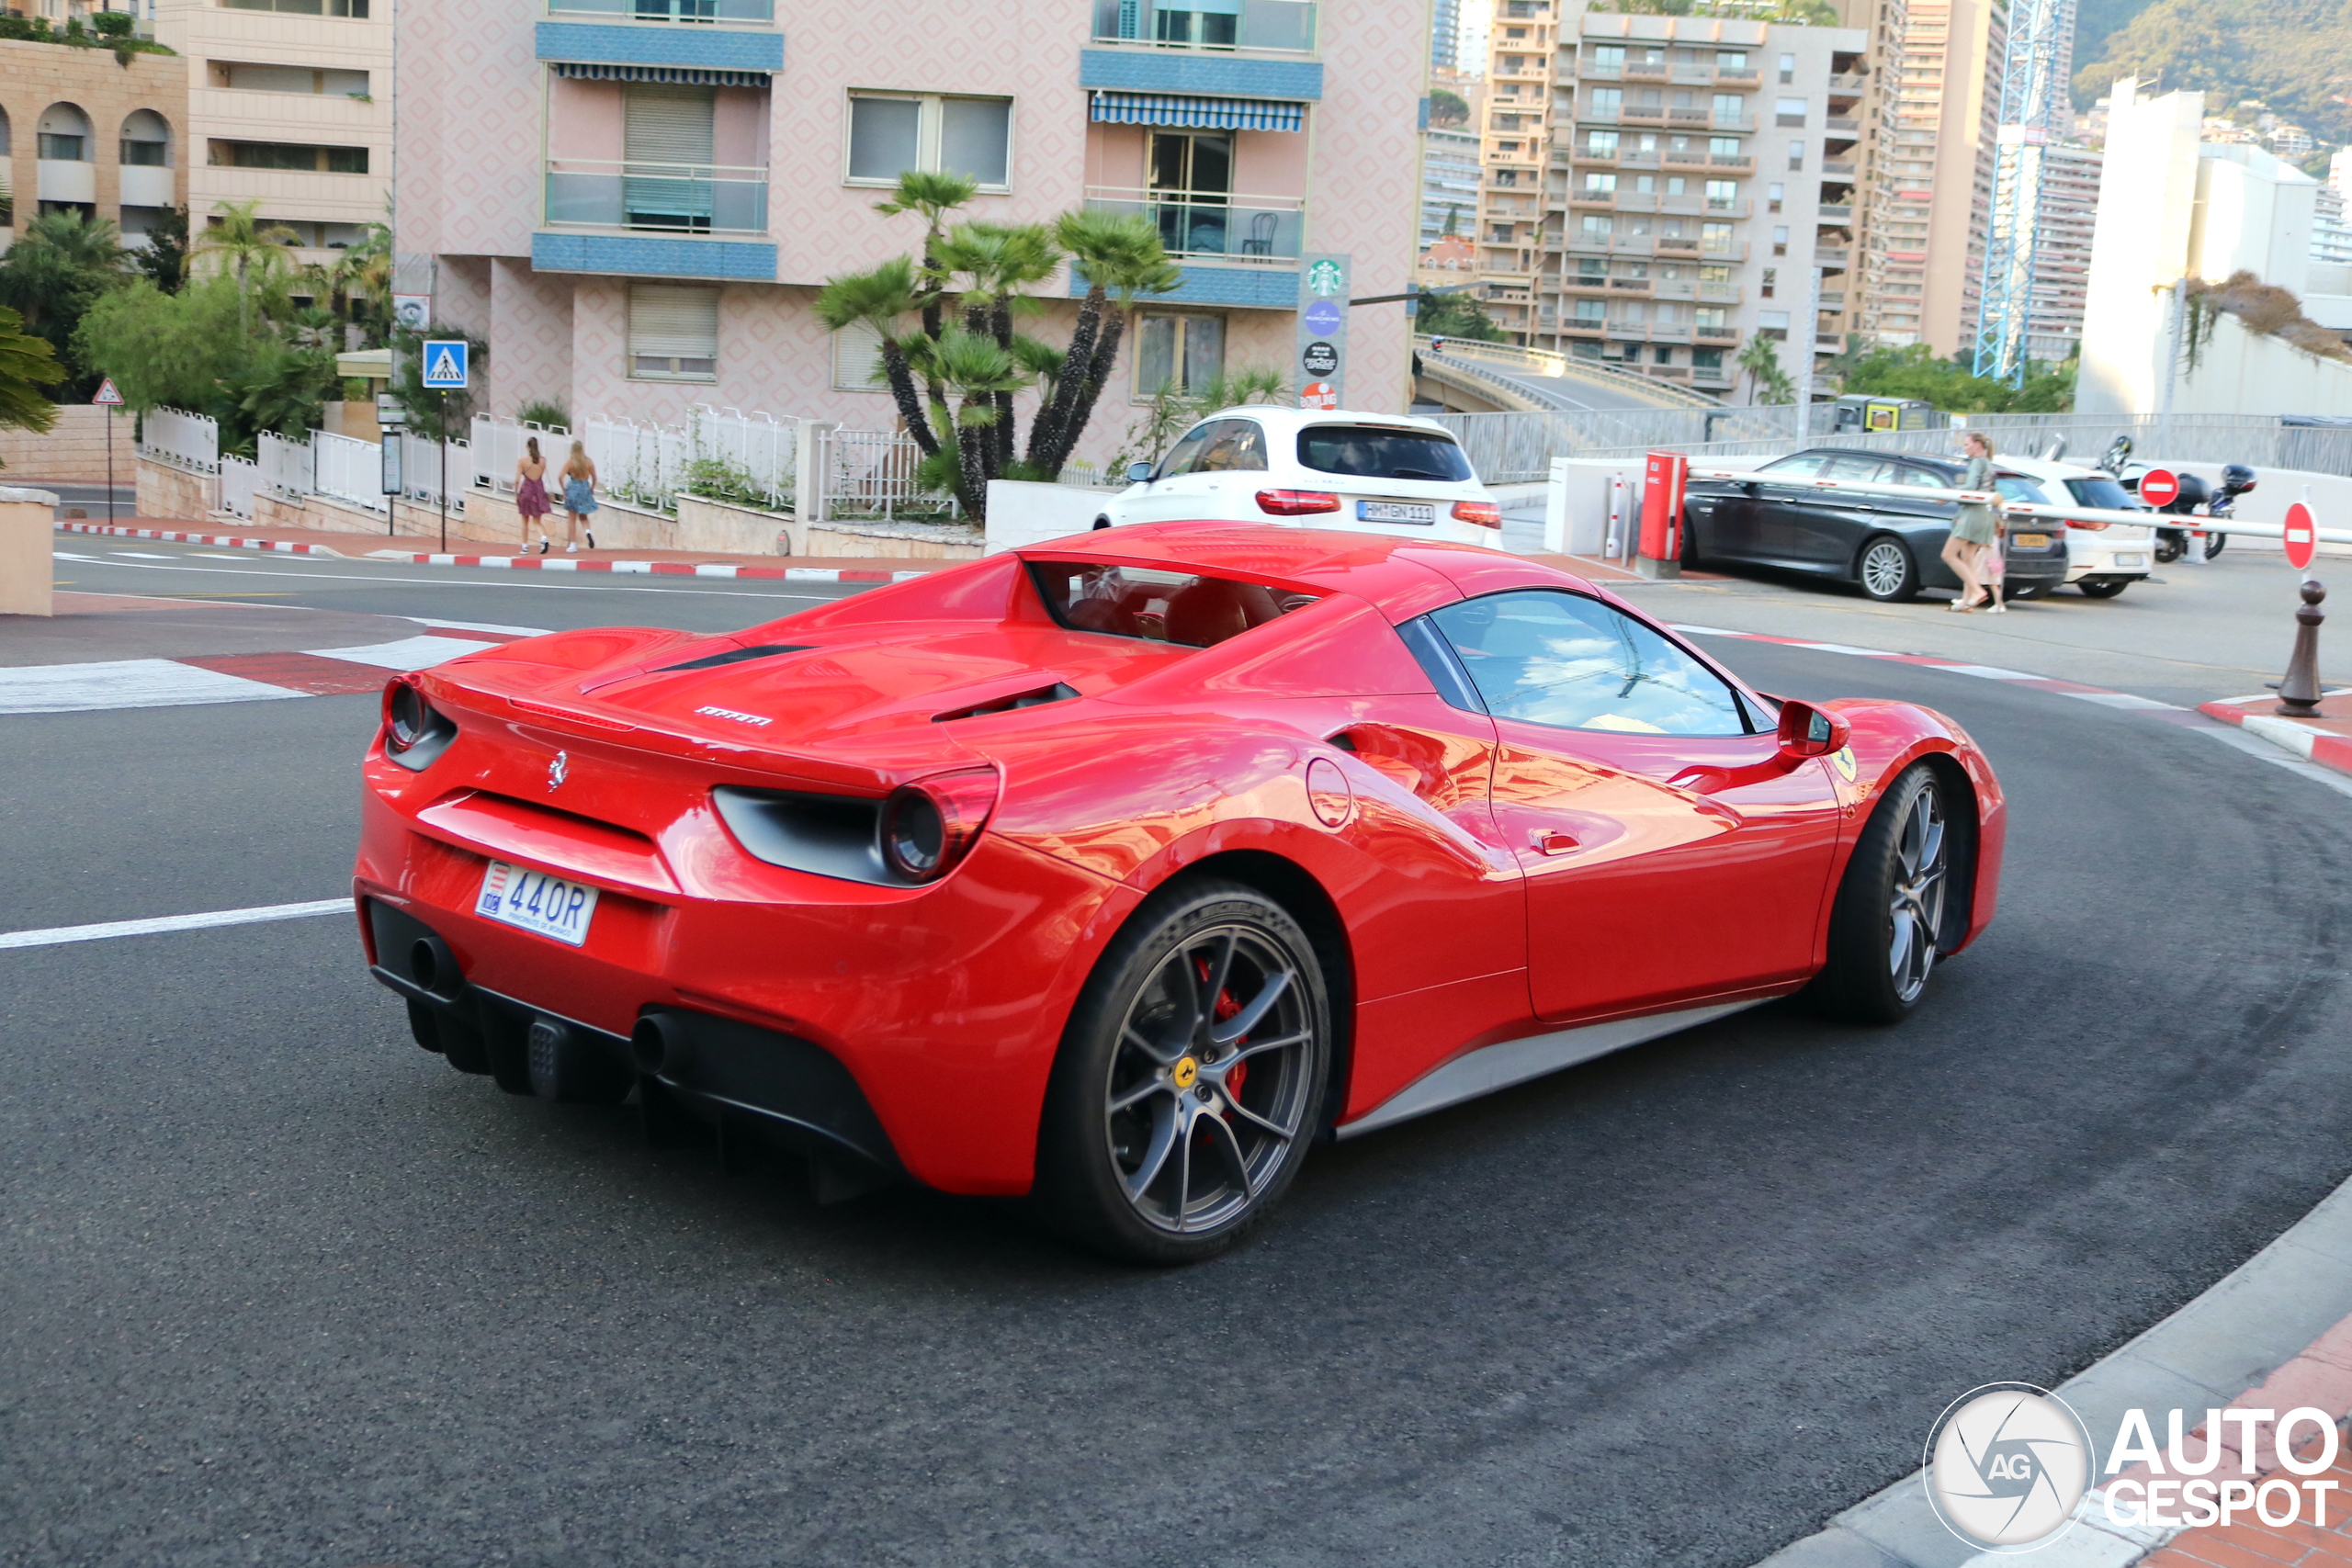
[1296, 427, 1475, 482]
[2064, 476, 2139, 510]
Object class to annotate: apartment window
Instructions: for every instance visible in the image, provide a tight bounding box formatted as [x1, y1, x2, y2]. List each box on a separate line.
[1706, 179, 1736, 210]
[1787, 140, 1805, 171]
[1576, 257, 1605, 279]
[1136, 312, 1224, 397]
[1701, 222, 1734, 254]
[1587, 130, 1620, 157]
[37, 134, 85, 161]
[1579, 214, 1612, 238]
[1695, 307, 1726, 328]
[1712, 94, 1743, 127]
[1761, 267, 1776, 298]
[1494, 114, 1523, 131]
[1488, 223, 1515, 242]
[1574, 299, 1606, 322]
[1709, 136, 1739, 157]
[1699, 265, 1730, 284]
[1758, 310, 1790, 341]
[214, 63, 369, 96]
[1592, 45, 1625, 72]
[1768, 181, 1784, 212]
[1505, 26, 1527, 39]
[121, 111, 172, 166]
[223, 0, 369, 15]
[831, 321, 888, 393]
[1634, 175, 1656, 194]
[212, 141, 369, 174]
[1493, 168, 1519, 186]
[629, 284, 719, 382]
[1716, 51, 1747, 71]
[1776, 98, 1807, 127]
[1588, 87, 1623, 118]
[1772, 224, 1789, 256]
[847, 94, 1012, 189]
[1653, 344, 1674, 365]
[1778, 52, 1795, 84]
[1583, 172, 1617, 195]
[1693, 347, 1724, 370]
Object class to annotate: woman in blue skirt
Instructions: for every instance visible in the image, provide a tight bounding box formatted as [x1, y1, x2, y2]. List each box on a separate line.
[559, 439, 598, 553]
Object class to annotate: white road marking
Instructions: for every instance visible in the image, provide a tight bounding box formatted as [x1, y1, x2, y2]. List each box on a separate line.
[416, 616, 551, 637]
[1938, 663, 2043, 680]
[2195, 727, 2352, 800]
[303, 634, 499, 671]
[46, 557, 831, 601]
[0, 659, 304, 714]
[52, 551, 100, 561]
[0, 899, 351, 952]
[2064, 691, 2183, 710]
[108, 551, 175, 559]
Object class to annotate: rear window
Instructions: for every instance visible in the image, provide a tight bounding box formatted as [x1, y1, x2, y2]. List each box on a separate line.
[1993, 474, 2051, 503]
[1296, 426, 1475, 482]
[2064, 476, 2138, 510]
[1027, 560, 1323, 649]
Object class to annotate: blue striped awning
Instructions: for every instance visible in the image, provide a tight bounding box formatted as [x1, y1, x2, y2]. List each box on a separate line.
[553, 61, 771, 86]
[1089, 90, 1305, 131]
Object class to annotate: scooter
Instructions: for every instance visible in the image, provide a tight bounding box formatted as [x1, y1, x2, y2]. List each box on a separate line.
[2151, 464, 2256, 563]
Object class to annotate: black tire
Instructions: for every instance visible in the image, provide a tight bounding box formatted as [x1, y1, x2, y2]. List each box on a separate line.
[2154, 534, 2185, 564]
[1856, 535, 1920, 603]
[2204, 531, 2226, 560]
[2079, 579, 2128, 599]
[1035, 878, 1330, 1265]
[1806, 763, 1954, 1023]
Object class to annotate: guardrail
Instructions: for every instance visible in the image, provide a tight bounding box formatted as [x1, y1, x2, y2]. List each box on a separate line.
[137, 407, 219, 474]
[1418, 334, 1723, 413]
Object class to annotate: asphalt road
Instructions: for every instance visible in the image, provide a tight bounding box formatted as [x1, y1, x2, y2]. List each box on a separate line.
[6, 554, 2352, 1567]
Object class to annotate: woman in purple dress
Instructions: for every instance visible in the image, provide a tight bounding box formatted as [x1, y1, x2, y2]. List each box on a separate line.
[514, 436, 552, 555]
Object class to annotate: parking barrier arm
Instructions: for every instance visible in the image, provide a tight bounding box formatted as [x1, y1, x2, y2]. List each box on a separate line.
[1682, 468, 2352, 543]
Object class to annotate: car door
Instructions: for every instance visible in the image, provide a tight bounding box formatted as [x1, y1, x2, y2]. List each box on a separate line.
[1870, 461, 1963, 589]
[1114, 420, 1223, 524]
[1182, 416, 1271, 521]
[1695, 450, 1828, 565]
[1781, 452, 1899, 570]
[1413, 589, 1844, 1021]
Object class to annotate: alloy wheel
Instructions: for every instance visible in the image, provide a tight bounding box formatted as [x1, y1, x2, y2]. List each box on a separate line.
[1860, 539, 1912, 600]
[1102, 924, 1317, 1235]
[1887, 779, 1948, 1003]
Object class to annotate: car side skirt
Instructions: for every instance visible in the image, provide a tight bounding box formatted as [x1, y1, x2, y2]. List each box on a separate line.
[1334, 997, 1770, 1139]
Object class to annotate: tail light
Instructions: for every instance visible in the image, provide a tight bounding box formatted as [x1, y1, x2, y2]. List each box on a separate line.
[878, 767, 1001, 884]
[2064, 518, 2109, 531]
[1256, 489, 1340, 517]
[381, 677, 458, 772]
[1453, 500, 1503, 528]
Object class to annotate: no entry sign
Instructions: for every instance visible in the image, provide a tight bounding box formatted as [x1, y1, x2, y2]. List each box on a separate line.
[2283, 502, 2318, 572]
[2139, 468, 2180, 508]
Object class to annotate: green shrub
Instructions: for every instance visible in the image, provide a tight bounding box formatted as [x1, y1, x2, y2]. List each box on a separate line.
[514, 398, 570, 431]
[683, 453, 786, 510]
[93, 11, 134, 35]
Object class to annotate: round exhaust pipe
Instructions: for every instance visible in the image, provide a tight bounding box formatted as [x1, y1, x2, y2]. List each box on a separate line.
[408, 933, 459, 1000]
[631, 1012, 692, 1079]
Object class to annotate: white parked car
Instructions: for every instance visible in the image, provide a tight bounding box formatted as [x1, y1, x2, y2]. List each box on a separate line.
[1987, 455, 2157, 599]
[1097, 406, 1503, 544]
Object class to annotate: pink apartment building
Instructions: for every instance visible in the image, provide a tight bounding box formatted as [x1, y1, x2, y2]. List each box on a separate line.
[392, 0, 1429, 468]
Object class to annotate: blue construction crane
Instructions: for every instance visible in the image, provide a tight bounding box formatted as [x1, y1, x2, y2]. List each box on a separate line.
[1972, 0, 2076, 386]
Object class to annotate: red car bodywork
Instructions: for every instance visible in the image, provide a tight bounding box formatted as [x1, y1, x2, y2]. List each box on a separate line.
[354, 525, 2005, 1195]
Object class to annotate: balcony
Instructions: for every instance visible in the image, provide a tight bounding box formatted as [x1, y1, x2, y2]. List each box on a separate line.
[1825, 117, 1860, 134]
[1083, 187, 1303, 265]
[1822, 159, 1856, 177]
[544, 157, 768, 232]
[1826, 72, 1867, 93]
[1694, 324, 1737, 342]
[1079, 48, 1324, 102]
[549, 0, 773, 19]
[1816, 203, 1853, 222]
[1816, 246, 1851, 268]
[1089, 0, 1317, 53]
[536, 17, 782, 72]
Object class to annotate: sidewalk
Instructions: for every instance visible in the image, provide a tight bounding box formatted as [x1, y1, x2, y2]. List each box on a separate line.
[2198, 694, 2352, 780]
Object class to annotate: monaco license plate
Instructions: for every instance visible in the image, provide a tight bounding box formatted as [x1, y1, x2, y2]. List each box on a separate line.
[2014, 533, 2052, 549]
[2115, 553, 2147, 568]
[1358, 501, 1437, 524]
[476, 860, 598, 947]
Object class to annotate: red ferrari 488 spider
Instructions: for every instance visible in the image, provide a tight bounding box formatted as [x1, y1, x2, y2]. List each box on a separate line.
[355, 524, 2003, 1262]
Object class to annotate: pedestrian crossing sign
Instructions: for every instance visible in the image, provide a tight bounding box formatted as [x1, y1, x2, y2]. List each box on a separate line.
[421, 340, 469, 390]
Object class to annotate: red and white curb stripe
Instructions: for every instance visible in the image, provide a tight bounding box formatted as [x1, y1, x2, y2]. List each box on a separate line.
[52, 519, 927, 581]
[56, 521, 342, 556]
[0, 625, 526, 715]
[2196, 694, 2352, 775]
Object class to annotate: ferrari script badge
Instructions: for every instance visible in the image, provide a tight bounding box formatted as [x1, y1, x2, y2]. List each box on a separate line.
[1170, 1056, 1200, 1089]
[547, 750, 570, 791]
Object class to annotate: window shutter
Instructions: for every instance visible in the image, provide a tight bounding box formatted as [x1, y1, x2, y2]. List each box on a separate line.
[832, 321, 887, 392]
[624, 84, 717, 166]
[629, 285, 720, 379]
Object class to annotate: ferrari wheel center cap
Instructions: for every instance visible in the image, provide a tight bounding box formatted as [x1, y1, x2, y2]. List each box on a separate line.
[1170, 1056, 1200, 1090]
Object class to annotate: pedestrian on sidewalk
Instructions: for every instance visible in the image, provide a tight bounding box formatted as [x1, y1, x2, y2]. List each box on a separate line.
[560, 440, 598, 554]
[1943, 431, 1998, 612]
[514, 437, 552, 555]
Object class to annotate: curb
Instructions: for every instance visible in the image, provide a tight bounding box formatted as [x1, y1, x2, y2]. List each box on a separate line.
[1754, 1176, 2352, 1568]
[2196, 699, 2352, 781]
[51, 520, 931, 581]
[57, 522, 344, 557]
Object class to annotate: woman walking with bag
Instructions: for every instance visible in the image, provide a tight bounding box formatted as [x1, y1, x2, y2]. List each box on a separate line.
[1941, 432, 2000, 612]
[559, 440, 598, 554]
[514, 436, 553, 555]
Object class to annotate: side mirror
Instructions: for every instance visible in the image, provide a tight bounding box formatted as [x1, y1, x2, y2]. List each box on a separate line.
[1125, 461, 1155, 484]
[1777, 700, 1849, 760]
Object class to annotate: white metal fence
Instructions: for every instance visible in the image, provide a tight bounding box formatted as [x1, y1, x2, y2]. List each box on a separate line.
[818, 427, 931, 520]
[1433, 408, 2352, 483]
[581, 416, 687, 513]
[218, 456, 259, 519]
[138, 407, 219, 473]
[256, 432, 311, 499]
[684, 404, 798, 511]
[396, 432, 469, 508]
[314, 431, 390, 513]
[469, 415, 572, 495]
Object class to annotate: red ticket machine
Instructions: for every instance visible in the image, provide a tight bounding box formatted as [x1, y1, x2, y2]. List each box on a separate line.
[1637, 450, 1688, 579]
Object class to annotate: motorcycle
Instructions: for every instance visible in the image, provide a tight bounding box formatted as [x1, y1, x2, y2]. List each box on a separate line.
[2099, 438, 2256, 563]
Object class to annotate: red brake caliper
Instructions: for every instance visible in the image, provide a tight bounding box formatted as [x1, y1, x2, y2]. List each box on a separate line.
[1193, 957, 1249, 1097]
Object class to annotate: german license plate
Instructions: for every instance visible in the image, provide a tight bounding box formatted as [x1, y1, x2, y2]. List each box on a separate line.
[476, 860, 598, 946]
[2014, 533, 2051, 548]
[2115, 553, 2147, 568]
[1358, 501, 1437, 524]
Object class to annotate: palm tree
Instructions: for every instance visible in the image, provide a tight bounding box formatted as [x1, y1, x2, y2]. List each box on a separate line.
[934, 220, 1059, 472]
[1027, 211, 1179, 479]
[815, 256, 940, 457]
[872, 171, 979, 342]
[1737, 333, 1794, 405]
[907, 326, 1031, 515]
[0, 307, 64, 444]
[188, 200, 302, 334]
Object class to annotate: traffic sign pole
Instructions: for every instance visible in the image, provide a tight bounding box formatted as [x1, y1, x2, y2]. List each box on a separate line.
[418, 341, 469, 554]
[92, 378, 125, 526]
